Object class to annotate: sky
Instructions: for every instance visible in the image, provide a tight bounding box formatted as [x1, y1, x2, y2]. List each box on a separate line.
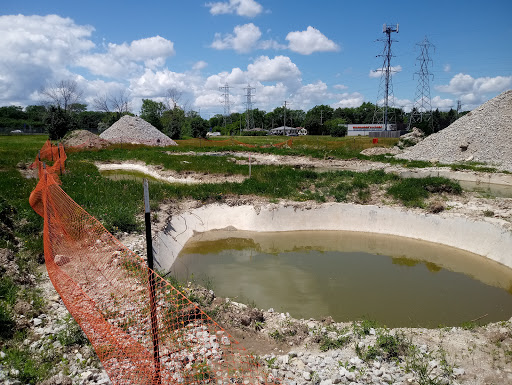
[1, 0, 511, 118]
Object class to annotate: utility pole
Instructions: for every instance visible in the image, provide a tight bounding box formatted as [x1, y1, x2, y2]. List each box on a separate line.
[456, 100, 462, 118]
[219, 83, 231, 128]
[244, 84, 256, 132]
[283, 100, 290, 135]
[409, 36, 435, 131]
[373, 23, 399, 130]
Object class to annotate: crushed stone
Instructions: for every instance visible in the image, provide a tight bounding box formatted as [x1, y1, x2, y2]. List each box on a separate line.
[100, 115, 177, 147]
[397, 90, 512, 172]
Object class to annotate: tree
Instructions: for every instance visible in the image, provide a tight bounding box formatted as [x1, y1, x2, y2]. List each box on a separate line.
[40, 80, 83, 111]
[304, 105, 334, 135]
[325, 118, 347, 137]
[93, 91, 132, 115]
[140, 99, 165, 130]
[190, 116, 208, 138]
[44, 106, 76, 139]
[161, 107, 185, 139]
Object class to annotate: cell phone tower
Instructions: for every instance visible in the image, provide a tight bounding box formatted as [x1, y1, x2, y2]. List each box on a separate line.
[244, 84, 256, 131]
[409, 37, 435, 130]
[219, 83, 232, 128]
[372, 23, 399, 130]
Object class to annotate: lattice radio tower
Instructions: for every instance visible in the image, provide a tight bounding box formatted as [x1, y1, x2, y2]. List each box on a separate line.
[219, 83, 232, 128]
[373, 23, 399, 130]
[409, 37, 435, 130]
[244, 84, 255, 131]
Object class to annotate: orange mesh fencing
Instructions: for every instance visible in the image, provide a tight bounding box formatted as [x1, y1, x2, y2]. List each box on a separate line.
[29, 142, 276, 385]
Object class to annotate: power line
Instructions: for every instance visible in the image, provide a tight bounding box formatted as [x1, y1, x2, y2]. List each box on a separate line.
[244, 84, 256, 131]
[409, 37, 435, 130]
[373, 23, 399, 130]
[219, 83, 231, 128]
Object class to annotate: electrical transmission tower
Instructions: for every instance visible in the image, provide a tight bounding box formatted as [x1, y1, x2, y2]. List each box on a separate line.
[409, 37, 435, 130]
[373, 23, 399, 130]
[219, 83, 232, 128]
[244, 84, 256, 131]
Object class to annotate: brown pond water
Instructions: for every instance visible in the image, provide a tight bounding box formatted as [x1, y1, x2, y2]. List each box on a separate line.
[173, 230, 512, 327]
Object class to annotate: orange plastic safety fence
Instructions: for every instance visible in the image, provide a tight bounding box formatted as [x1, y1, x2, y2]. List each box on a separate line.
[29, 143, 276, 385]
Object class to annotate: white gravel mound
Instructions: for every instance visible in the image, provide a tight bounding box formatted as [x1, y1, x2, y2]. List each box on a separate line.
[396, 90, 512, 172]
[100, 115, 177, 146]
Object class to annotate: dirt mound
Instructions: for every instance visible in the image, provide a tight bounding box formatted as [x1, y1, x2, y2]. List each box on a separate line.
[397, 90, 512, 171]
[62, 130, 110, 149]
[360, 146, 401, 156]
[100, 115, 177, 147]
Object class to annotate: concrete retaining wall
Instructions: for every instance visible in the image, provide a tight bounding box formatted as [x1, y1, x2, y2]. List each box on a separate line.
[153, 203, 512, 272]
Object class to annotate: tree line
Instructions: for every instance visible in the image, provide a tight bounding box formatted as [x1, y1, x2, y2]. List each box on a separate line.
[0, 80, 464, 139]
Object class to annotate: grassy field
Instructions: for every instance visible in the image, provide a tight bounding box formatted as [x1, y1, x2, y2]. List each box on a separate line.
[0, 133, 467, 383]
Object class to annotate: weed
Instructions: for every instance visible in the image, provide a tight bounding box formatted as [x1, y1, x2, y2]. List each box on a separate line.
[269, 330, 285, 342]
[265, 356, 277, 368]
[56, 314, 89, 347]
[483, 210, 495, 217]
[352, 317, 379, 338]
[319, 334, 350, 352]
[387, 176, 461, 207]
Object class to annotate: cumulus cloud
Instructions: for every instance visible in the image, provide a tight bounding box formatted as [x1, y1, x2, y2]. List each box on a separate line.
[431, 96, 454, 110]
[206, 0, 263, 17]
[0, 14, 95, 104]
[331, 92, 365, 109]
[435, 73, 512, 108]
[286, 26, 339, 55]
[211, 23, 261, 53]
[333, 84, 348, 90]
[369, 65, 402, 78]
[78, 36, 175, 78]
[211, 23, 283, 53]
[247, 55, 301, 84]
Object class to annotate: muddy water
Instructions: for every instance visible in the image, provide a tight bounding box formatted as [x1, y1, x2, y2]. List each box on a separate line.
[174, 230, 512, 327]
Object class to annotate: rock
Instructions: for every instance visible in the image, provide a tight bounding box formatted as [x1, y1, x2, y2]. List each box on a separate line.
[453, 367, 465, 376]
[303, 371, 311, 381]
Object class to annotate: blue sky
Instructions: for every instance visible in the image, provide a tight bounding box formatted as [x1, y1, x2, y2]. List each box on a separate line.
[1, 0, 511, 118]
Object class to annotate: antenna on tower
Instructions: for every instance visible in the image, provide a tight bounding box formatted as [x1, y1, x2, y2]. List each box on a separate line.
[373, 23, 399, 130]
[244, 84, 256, 132]
[219, 83, 232, 128]
[409, 36, 435, 131]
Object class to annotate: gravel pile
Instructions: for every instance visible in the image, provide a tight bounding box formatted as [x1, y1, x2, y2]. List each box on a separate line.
[397, 90, 512, 172]
[100, 115, 177, 147]
[63, 130, 110, 149]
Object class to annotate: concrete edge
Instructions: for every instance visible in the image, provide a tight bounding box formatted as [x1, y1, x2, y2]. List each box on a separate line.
[153, 202, 512, 272]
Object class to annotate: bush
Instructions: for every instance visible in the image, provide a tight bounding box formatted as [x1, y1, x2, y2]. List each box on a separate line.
[330, 124, 347, 137]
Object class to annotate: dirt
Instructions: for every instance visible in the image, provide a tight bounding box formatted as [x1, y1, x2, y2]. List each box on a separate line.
[62, 129, 111, 149]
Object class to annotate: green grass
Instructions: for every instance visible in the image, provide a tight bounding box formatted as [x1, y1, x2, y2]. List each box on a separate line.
[387, 176, 462, 207]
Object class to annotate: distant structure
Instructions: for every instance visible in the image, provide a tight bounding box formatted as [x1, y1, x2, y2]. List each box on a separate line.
[373, 23, 399, 130]
[219, 83, 232, 128]
[409, 37, 435, 130]
[244, 84, 256, 131]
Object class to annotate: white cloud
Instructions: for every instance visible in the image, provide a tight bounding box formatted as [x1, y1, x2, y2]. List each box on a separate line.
[431, 96, 454, 110]
[206, 0, 263, 17]
[78, 36, 175, 78]
[286, 26, 339, 55]
[193, 61, 208, 71]
[443, 64, 451, 72]
[211, 23, 261, 53]
[435, 73, 512, 108]
[333, 84, 348, 90]
[0, 14, 95, 104]
[331, 92, 365, 109]
[211, 23, 283, 53]
[247, 55, 301, 84]
[369, 65, 402, 78]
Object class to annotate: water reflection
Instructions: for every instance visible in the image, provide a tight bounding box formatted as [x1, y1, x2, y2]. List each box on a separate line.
[174, 231, 512, 327]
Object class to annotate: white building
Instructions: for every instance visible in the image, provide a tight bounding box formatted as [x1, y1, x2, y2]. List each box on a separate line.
[347, 124, 396, 136]
[269, 126, 307, 136]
